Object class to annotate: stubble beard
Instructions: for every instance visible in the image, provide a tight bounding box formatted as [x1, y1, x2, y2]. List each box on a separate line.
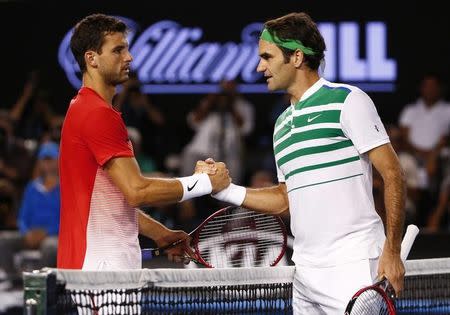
[106, 72, 129, 86]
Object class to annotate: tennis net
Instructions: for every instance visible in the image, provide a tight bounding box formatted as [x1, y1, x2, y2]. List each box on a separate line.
[23, 258, 450, 314]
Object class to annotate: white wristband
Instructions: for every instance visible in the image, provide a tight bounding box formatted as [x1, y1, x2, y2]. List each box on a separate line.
[177, 173, 212, 202]
[211, 183, 246, 206]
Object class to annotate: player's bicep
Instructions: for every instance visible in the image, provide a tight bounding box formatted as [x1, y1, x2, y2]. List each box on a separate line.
[83, 107, 134, 166]
[341, 90, 389, 154]
[368, 143, 403, 180]
[103, 156, 145, 204]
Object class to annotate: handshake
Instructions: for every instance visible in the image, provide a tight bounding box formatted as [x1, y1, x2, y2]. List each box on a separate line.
[177, 158, 247, 206]
[194, 158, 231, 194]
[177, 158, 246, 206]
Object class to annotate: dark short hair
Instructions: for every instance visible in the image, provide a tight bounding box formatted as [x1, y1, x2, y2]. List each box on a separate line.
[70, 14, 128, 72]
[264, 12, 325, 70]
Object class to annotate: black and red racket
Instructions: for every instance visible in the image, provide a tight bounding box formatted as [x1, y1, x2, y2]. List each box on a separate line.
[344, 224, 420, 315]
[142, 206, 288, 268]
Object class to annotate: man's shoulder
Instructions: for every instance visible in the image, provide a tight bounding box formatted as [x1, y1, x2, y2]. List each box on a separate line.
[322, 80, 359, 93]
[67, 92, 112, 123]
[322, 82, 371, 106]
[70, 88, 105, 110]
[314, 80, 359, 104]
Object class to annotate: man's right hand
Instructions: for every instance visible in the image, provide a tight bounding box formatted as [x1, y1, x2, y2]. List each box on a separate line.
[194, 160, 217, 175]
[194, 158, 231, 193]
[208, 161, 231, 193]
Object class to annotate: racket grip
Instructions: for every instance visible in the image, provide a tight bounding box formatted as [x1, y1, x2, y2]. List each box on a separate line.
[142, 249, 154, 260]
[159, 238, 185, 251]
[400, 224, 419, 262]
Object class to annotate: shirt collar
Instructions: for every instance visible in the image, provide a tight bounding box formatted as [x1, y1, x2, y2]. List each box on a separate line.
[291, 77, 328, 107]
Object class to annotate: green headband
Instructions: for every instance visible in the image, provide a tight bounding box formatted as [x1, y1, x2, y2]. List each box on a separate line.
[260, 28, 316, 56]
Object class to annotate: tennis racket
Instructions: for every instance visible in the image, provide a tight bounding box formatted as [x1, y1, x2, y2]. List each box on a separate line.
[344, 224, 420, 315]
[142, 206, 288, 268]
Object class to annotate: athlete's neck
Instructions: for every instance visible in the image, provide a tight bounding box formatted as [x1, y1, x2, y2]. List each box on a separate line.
[288, 70, 320, 104]
[82, 73, 116, 105]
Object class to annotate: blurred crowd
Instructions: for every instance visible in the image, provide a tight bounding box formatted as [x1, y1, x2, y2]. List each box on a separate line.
[0, 70, 449, 278]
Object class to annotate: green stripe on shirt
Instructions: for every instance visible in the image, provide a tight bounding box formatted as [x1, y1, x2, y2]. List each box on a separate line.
[274, 128, 346, 154]
[277, 140, 354, 167]
[285, 155, 360, 179]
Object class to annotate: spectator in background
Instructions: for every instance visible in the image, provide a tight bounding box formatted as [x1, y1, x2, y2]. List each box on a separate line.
[178, 80, 255, 231]
[427, 175, 450, 232]
[127, 126, 157, 174]
[0, 110, 35, 191]
[0, 112, 19, 182]
[399, 73, 450, 157]
[181, 79, 255, 185]
[114, 72, 167, 168]
[427, 139, 450, 232]
[0, 178, 17, 230]
[114, 72, 165, 130]
[17, 141, 60, 267]
[9, 71, 62, 142]
[220, 79, 255, 148]
[398, 73, 450, 226]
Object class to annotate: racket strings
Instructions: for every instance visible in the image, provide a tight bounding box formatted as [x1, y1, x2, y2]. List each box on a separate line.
[198, 229, 283, 242]
[199, 222, 283, 236]
[200, 214, 277, 226]
[199, 240, 284, 252]
[350, 289, 391, 315]
[198, 210, 280, 230]
[199, 249, 282, 267]
[196, 208, 285, 267]
[209, 209, 269, 219]
[198, 215, 283, 241]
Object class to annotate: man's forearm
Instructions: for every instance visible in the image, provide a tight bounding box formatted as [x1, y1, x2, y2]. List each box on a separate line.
[383, 170, 406, 252]
[137, 210, 169, 241]
[242, 184, 289, 215]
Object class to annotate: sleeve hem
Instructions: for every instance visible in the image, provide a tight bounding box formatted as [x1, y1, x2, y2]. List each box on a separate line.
[99, 151, 135, 167]
[357, 138, 390, 154]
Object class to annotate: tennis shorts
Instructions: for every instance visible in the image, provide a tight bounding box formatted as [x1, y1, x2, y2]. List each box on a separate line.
[293, 258, 379, 315]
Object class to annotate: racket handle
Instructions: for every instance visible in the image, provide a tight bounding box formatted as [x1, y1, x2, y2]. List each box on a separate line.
[142, 248, 155, 260]
[400, 224, 419, 262]
[142, 238, 187, 260]
[159, 238, 186, 251]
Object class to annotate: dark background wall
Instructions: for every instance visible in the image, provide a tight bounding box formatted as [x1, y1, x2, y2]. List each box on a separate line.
[0, 0, 449, 151]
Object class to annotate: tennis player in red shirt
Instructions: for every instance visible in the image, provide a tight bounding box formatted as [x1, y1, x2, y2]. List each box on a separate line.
[58, 14, 231, 270]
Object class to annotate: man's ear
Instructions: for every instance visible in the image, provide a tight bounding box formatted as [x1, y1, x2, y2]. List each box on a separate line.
[85, 51, 98, 68]
[293, 49, 304, 68]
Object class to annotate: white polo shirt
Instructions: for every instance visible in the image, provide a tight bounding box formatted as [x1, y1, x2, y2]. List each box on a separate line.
[274, 78, 387, 267]
[399, 99, 450, 151]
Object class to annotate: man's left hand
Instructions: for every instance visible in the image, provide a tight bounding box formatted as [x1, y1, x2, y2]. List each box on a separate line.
[378, 245, 405, 296]
[155, 229, 194, 264]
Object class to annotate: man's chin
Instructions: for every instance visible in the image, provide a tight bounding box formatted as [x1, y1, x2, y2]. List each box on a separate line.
[114, 75, 130, 85]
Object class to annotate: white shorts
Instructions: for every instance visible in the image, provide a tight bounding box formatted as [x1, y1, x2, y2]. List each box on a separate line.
[293, 258, 379, 315]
